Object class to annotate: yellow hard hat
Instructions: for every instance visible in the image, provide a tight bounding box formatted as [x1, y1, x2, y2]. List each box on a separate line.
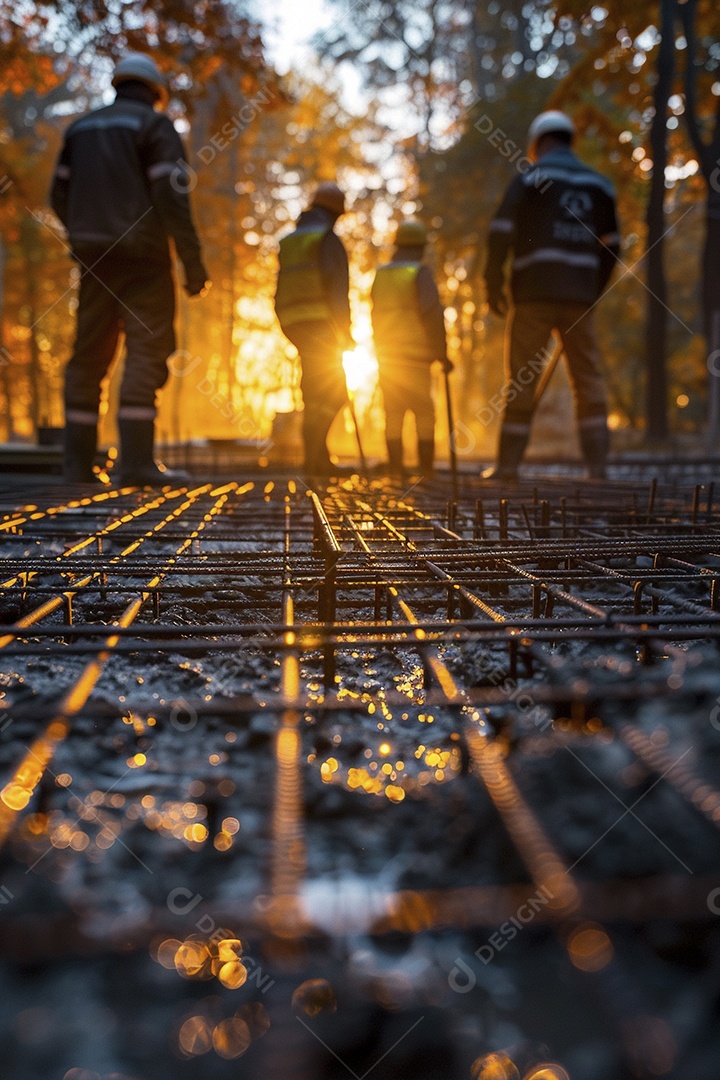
[311, 182, 346, 216]
[395, 219, 428, 246]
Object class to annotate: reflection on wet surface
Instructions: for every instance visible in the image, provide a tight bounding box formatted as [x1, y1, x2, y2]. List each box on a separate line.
[0, 476, 719, 1077]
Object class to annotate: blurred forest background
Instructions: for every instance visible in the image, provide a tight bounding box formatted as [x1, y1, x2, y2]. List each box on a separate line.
[0, 0, 719, 461]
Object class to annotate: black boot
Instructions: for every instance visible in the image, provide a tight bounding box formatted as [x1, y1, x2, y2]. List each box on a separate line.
[579, 421, 609, 479]
[481, 426, 529, 481]
[385, 438, 404, 475]
[417, 439, 434, 475]
[63, 421, 99, 483]
[118, 418, 188, 485]
[303, 411, 334, 475]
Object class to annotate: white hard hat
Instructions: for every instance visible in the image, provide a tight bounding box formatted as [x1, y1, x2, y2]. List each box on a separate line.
[528, 110, 575, 149]
[112, 53, 168, 107]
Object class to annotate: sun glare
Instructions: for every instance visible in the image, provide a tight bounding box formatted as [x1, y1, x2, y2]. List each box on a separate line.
[342, 344, 378, 394]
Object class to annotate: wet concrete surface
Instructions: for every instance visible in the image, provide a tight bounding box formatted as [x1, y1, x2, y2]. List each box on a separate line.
[1, 470, 719, 1079]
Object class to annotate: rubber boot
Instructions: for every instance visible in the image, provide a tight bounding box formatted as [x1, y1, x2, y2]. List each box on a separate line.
[118, 418, 188, 485]
[63, 421, 99, 483]
[385, 438, 404, 476]
[481, 427, 529, 481]
[303, 410, 334, 475]
[579, 422, 609, 479]
[417, 439, 435, 475]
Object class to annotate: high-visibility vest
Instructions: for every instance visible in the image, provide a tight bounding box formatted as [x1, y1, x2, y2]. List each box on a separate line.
[275, 228, 333, 328]
[371, 261, 431, 363]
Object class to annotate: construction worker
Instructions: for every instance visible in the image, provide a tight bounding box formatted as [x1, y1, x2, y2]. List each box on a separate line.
[371, 219, 450, 475]
[274, 182, 351, 474]
[484, 110, 620, 480]
[51, 52, 209, 484]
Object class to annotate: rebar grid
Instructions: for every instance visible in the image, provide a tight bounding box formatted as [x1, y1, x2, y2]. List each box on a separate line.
[1, 471, 719, 1077]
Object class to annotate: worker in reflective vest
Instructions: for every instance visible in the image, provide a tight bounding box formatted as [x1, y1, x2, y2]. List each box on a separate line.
[371, 219, 451, 475]
[274, 182, 351, 474]
[484, 110, 620, 481]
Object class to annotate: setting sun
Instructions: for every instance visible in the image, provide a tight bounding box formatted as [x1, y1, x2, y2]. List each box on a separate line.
[342, 344, 378, 395]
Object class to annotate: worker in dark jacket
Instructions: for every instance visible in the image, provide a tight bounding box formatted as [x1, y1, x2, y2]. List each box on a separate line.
[484, 110, 620, 480]
[51, 52, 209, 484]
[371, 219, 450, 475]
[274, 182, 351, 474]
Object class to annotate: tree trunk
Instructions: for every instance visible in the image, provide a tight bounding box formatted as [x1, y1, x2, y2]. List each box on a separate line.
[644, 0, 676, 443]
[703, 211, 720, 448]
[0, 233, 9, 440]
[20, 216, 42, 432]
[680, 0, 720, 448]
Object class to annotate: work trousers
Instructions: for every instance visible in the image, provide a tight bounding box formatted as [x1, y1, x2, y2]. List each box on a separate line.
[64, 248, 176, 426]
[379, 359, 434, 442]
[501, 300, 607, 439]
[283, 319, 348, 470]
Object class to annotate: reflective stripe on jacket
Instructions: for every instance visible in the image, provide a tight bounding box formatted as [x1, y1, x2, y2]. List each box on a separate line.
[275, 228, 333, 328]
[371, 261, 433, 363]
[50, 94, 203, 273]
[485, 147, 620, 305]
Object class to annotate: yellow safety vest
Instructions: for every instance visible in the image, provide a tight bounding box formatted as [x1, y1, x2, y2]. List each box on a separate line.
[275, 228, 333, 328]
[371, 262, 432, 363]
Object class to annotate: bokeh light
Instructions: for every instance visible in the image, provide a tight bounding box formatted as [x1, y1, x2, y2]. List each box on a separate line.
[212, 1017, 251, 1059]
[567, 923, 614, 972]
[470, 1052, 521, 1079]
[292, 977, 337, 1016]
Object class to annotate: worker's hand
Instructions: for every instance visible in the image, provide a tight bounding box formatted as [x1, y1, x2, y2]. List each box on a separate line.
[487, 285, 508, 317]
[441, 358, 454, 374]
[185, 265, 211, 297]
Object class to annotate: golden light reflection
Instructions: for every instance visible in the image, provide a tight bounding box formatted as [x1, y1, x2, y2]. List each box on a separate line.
[465, 729, 581, 917]
[216, 938, 243, 963]
[320, 757, 340, 782]
[391, 890, 433, 932]
[166, 935, 250, 992]
[0, 485, 233, 851]
[0, 719, 69, 841]
[523, 1067, 571, 1080]
[269, 586, 307, 936]
[291, 978, 337, 1017]
[217, 960, 248, 989]
[212, 1017, 251, 1059]
[179, 1015, 213, 1056]
[183, 822, 209, 844]
[174, 940, 209, 978]
[320, 742, 461, 800]
[154, 937, 182, 969]
[139, 799, 210, 847]
[567, 923, 614, 972]
[470, 1052, 521, 1079]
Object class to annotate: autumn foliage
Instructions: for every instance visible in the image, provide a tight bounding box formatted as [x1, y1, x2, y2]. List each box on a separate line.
[1, 0, 719, 449]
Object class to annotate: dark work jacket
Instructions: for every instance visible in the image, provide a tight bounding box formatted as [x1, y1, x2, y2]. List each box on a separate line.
[485, 148, 620, 306]
[274, 206, 351, 338]
[50, 91, 204, 276]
